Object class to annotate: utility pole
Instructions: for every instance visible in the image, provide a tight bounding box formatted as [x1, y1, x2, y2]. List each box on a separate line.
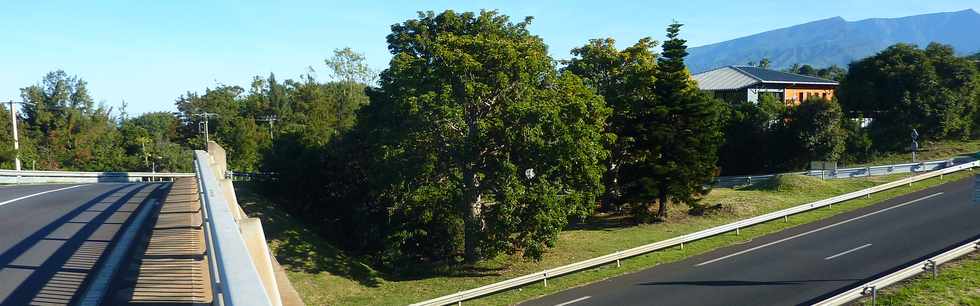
[6, 100, 26, 171]
[911, 128, 919, 163]
[138, 137, 150, 167]
[257, 115, 278, 141]
[193, 112, 218, 149]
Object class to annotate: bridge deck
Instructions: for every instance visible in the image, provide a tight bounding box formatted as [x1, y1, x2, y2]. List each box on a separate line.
[106, 178, 213, 305]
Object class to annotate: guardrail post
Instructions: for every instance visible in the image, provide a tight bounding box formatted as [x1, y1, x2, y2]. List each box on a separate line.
[862, 286, 877, 305]
[783, 216, 788, 222]
[925, 260, 938, 278]
[735, 227, 740, 235]
[542, 272, 548, 287]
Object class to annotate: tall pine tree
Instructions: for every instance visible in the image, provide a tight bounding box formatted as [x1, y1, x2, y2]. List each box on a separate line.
[621, 22, 726, 221]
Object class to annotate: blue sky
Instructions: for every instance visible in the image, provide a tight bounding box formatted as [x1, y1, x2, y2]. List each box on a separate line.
[1, 1, 977, 115]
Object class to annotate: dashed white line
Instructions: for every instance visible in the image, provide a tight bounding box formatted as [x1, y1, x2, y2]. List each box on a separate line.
[695, 192, 943, 267]
[554, 296, 591, 306]
[0, 185, 86, 207]
[824, 243, 872, 260]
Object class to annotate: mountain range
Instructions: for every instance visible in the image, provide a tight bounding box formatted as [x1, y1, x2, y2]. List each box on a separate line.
[686, 9, 980, 73]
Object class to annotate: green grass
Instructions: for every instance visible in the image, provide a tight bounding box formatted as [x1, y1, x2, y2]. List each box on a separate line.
[859, 252, 980, 305]
[235, 170, 975, 306]
[847, 139, 980, 167]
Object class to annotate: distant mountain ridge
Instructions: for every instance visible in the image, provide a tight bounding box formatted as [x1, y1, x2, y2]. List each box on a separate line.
[686, 9, 980, 73]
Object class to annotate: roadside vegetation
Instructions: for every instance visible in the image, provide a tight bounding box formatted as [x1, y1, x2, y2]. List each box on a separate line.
[5, 7, 980, 306]
[237, 171, 972, 305]
[859, 252, 980, 305]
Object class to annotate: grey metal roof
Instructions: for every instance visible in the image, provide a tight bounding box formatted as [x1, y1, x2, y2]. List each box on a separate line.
[730, 66, 839, 85]
[693, 66, 838, 90]
[691, 67, 758, 90]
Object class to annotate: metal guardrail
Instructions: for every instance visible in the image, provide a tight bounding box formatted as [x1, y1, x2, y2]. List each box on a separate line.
[814, 237, 980, 305]
[713, 158, 961, 188]
[0, 169, 194, 184]
[195, 149, 275, 306]
[410, 161, 980, 306]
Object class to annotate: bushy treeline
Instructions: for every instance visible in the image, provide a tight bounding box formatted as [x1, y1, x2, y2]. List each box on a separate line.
[258, 11, 725, 270]
[720, 43, 980, 175]
[1, 71, 190, 172]
[7, 9, 979, 274]
[244, 12, 980, 270]
[718, 95, 847, 174]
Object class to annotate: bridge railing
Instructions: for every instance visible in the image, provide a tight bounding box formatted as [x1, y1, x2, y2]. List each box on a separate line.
[0, 169, 194, 184]
[410, 161, 979, 306]
[196, 142, 281, 306]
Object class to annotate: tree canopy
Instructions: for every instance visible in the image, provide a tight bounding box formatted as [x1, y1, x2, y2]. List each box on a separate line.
[564, 37, 659, 209]
[357, 10, 609, 263]
[839, 43, 980, 149]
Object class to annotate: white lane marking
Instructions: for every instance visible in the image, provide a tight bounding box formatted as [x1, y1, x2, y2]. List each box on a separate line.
[824, 243, 872, 260]
[695, 192, 943, 267]
[554, 296, 591, 306]
[0, 185, 86, 207]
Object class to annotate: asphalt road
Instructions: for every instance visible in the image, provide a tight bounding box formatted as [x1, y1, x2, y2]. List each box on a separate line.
[521, 176, 980, 306]
[0, 183, 167, 305]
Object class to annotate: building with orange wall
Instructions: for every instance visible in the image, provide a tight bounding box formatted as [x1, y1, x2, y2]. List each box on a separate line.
[692, 66, 838, 105]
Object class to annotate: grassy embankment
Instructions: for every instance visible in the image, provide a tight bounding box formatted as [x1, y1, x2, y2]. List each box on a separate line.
[236, 167, 975, 305]
[847, 139, 980, 167]
[855, 252, 980, 305]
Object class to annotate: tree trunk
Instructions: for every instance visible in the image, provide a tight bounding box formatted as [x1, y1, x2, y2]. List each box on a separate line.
[656, 190, 669, 220]
[461, 168, 481, 263]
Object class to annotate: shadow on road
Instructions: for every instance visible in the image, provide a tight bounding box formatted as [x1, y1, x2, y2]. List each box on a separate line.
[0, 183, 164, 305]
[638, 278, 857, 287]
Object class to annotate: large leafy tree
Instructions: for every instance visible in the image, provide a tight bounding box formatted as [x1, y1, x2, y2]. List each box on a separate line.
[621, 22, 726, 221]
[779, 97, 846, 168]
[839, 43, 980, 149]
[325, 47, 375, 131]
[564, 37, 658, 209]
[362, 10, 609, 263]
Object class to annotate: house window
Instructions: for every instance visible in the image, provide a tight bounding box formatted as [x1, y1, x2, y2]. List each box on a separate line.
[798, 92, 804, 102]
[757, 92, 784, 102]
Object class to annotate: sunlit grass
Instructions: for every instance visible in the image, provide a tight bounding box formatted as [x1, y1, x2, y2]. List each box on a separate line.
[235, 170, 973, 306]
[861, 252, 980, 305]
